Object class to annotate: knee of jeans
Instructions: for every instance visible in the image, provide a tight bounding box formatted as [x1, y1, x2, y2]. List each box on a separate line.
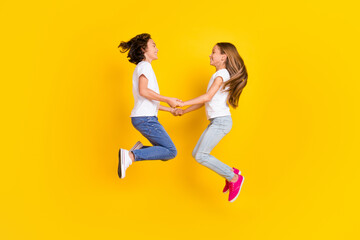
[169, 147, 177, 159]
[194, 152, 208, 164]
[162, 146, 177, 161]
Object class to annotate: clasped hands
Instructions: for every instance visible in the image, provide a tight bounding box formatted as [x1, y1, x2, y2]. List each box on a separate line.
[167, 97, 185, 116]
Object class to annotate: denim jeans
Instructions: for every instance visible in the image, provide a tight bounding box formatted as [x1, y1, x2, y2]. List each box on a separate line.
[131, 116, 177, 161]
[192, 116, 235, 181]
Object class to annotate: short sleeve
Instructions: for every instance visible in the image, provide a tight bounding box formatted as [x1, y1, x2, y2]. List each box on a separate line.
[215, 69, 230, 82]
[137, 62, 153, 81]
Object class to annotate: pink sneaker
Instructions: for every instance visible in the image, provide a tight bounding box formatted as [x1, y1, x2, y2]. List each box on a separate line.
[222, 168, 240, 193]
[228, 175, 244, 202]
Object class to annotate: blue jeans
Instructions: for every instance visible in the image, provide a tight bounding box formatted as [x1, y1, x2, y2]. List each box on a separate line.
[131, 116, 177, 161]
[192, 116, 235, 181]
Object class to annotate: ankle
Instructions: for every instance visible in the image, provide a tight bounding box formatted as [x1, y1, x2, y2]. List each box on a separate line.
[129, 151, 135, 163]
[230, 174, 239, 183]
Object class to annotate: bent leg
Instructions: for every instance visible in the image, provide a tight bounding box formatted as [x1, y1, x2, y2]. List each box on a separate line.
[193, 117, 234, 181]
[131, 116, 177, 161]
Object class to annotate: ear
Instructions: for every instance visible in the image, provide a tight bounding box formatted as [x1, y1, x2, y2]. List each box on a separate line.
[221, 55, 227, 62]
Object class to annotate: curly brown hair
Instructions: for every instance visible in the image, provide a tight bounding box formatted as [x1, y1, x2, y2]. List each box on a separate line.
[118, 33, 151, 64]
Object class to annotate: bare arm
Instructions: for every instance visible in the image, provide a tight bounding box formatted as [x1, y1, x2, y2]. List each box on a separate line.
[139, 75, 183, 108]
[159, 105, 175, 113]
[183, 103, 204, 114]
[173, 103, 204, 116]
[182, 77, 223, 106]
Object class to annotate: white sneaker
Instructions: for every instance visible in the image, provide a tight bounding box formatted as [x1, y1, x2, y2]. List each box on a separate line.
[118, 149, 132, 179]
[130, 141, 143, 151]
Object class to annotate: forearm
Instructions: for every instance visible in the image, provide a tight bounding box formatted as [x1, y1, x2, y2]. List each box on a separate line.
[140, 88, 169, 103]
[159, 105, 174, 113]
[183, 77, 223, 106]
[183, 103, 204, 114]
[183, 94, 210, 106]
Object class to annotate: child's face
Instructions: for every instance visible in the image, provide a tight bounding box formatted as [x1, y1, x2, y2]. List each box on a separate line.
[209, 45, 226, 67]
[144, 39, 158, 61]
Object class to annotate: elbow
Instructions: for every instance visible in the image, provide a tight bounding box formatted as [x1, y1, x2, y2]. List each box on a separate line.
[139, 89, 147, 98]
[203, 95, 212, 103]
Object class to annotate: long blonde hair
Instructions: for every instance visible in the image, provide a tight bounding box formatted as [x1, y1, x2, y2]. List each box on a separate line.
[217, 42, 248, 108]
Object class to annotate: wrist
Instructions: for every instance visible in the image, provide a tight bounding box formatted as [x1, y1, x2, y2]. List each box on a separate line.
[164, 96, 170, 104]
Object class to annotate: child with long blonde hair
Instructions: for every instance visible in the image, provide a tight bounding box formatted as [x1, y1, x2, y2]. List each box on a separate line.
[176, 42, 248, 202]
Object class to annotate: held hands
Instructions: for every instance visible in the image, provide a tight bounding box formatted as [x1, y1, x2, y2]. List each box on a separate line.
[171, 108, 184, 117]
[167, 97, 187, 117]
[167, 97, 184, 108]
[168, 97, 184, 117]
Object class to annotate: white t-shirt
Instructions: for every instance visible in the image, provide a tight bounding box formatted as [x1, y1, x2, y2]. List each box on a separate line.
[205, 69, 231, 119]
[130, 61, 160, 117]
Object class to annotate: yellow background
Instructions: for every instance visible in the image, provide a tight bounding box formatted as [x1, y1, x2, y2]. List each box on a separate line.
[1, 0, 359, 239]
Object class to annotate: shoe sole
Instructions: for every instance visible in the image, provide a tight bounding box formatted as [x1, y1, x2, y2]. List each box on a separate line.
[229, 176, 244, 203]
[118, 149, 125, 179]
